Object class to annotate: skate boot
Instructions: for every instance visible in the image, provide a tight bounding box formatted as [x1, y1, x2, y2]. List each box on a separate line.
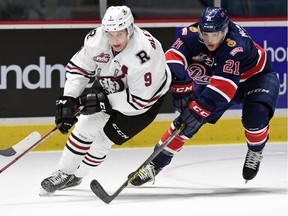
[242, 149, 263, 183]
[39, 170, 81, 195]
[59, 175, 82, 190]
[129, 162, 162, 186]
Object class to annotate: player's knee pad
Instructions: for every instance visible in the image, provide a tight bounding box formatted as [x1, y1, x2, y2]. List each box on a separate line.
[88, 129, 114, 158]
[242, 102, 269, 130]
[242, 103, 270, 151]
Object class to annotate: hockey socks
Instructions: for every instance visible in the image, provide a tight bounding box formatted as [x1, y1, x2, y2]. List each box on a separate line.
[152, 125, 187, 169]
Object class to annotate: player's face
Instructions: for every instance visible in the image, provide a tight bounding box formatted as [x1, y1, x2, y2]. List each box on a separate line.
[201, 31, 224, 51]
[106, 29, 129, 53]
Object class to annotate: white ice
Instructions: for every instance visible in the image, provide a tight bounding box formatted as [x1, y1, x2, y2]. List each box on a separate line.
[0, 142, 287, 216]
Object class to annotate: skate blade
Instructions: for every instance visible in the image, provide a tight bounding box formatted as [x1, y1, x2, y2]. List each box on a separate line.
[39, 187, 55, 196]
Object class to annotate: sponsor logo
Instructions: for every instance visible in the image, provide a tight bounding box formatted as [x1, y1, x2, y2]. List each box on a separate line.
[56, 99, 67, 105]
[189, 101, 211, 118]
[0, 56, 66, 90]
[171, 84, 194, 93]
[93, 53, 110, 63]
[112, 123, 129, 139]
[247, 88, 270, 95]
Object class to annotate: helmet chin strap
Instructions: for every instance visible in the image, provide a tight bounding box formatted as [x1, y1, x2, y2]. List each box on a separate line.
[221, 26, 228, 41]
[127, 24, 134, 39]
[127, 32, 131, 41]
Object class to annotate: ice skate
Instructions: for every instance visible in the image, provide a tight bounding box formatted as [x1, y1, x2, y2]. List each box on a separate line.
[39, 170, 81, 196]
[128, 162, 162, 186]
[242, 149, 263, 183]
[60, 175, 82, 190]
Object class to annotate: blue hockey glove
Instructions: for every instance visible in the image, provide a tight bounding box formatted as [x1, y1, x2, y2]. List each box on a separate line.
[174, 101, 211, 138]
[171, 80, 194, 112]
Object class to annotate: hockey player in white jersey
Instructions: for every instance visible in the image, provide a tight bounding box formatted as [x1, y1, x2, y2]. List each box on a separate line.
[40, 5, 171, 195]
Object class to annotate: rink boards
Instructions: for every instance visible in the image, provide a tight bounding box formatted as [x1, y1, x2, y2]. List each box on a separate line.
[0, 116, 286, 151]
[0, 20, 287, 151]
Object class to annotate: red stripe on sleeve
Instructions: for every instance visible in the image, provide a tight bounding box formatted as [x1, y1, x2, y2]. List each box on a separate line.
[209, 77, 237, 101]
[165, 50, 185, 65]
[66, 65, 94, 76]
[240, 42, 266, 81]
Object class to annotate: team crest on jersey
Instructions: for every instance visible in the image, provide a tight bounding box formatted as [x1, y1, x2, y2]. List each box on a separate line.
[93, 53, 110, 63]
[226, 39, 236, 47]
[189, 26, 198, 32]
[96, 64, 128, 94]
[98, 77, 125, 94]
[187, 63, 211, 85]
[230, 47, 244, 56]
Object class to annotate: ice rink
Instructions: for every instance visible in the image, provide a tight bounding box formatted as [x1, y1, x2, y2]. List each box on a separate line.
[1, 142, 287, 216]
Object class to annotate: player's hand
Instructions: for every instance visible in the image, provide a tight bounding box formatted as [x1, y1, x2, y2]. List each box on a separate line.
[55, 96, 78, 134]
[171, 80, 194, 112]
[174, 101, 211, 138]
[78, 92, 112, 115]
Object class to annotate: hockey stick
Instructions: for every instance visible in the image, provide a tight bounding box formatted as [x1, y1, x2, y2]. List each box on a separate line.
[0, 126, 58, 174]
[90, 123, 185, 204]
[0, 107, 82, 174]
[0, 132, 41, 157]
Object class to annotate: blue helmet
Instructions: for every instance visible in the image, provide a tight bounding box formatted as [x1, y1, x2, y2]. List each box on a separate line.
[198, 7, 229, 32]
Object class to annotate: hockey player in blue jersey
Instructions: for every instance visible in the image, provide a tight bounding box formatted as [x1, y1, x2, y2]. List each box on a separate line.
[130, 7, 280, 186]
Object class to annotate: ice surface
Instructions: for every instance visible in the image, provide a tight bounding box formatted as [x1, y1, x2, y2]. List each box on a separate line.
[0, 143, 287, 216]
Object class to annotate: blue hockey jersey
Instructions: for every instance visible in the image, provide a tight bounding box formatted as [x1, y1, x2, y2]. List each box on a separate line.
[165, 21, 273, 113]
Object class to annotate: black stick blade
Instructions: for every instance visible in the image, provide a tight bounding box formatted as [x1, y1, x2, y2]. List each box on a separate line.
[90, 180, 114, 204]
[0, 148, 16, 157]
[89, 124, 185, 204]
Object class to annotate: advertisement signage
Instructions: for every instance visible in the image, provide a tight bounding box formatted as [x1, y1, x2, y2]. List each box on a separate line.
[0, 24, 286, 118]
[245, 26, 287, 108]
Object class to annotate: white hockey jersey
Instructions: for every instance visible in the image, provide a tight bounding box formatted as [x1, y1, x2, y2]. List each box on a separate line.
[63, 25, 171, 116]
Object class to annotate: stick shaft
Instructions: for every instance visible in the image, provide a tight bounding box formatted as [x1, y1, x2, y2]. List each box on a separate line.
[0, 132, 41, 157]
[0, 108, 82, 173]
[90, 123, 185, 203]
[0, 127, 57, 174]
